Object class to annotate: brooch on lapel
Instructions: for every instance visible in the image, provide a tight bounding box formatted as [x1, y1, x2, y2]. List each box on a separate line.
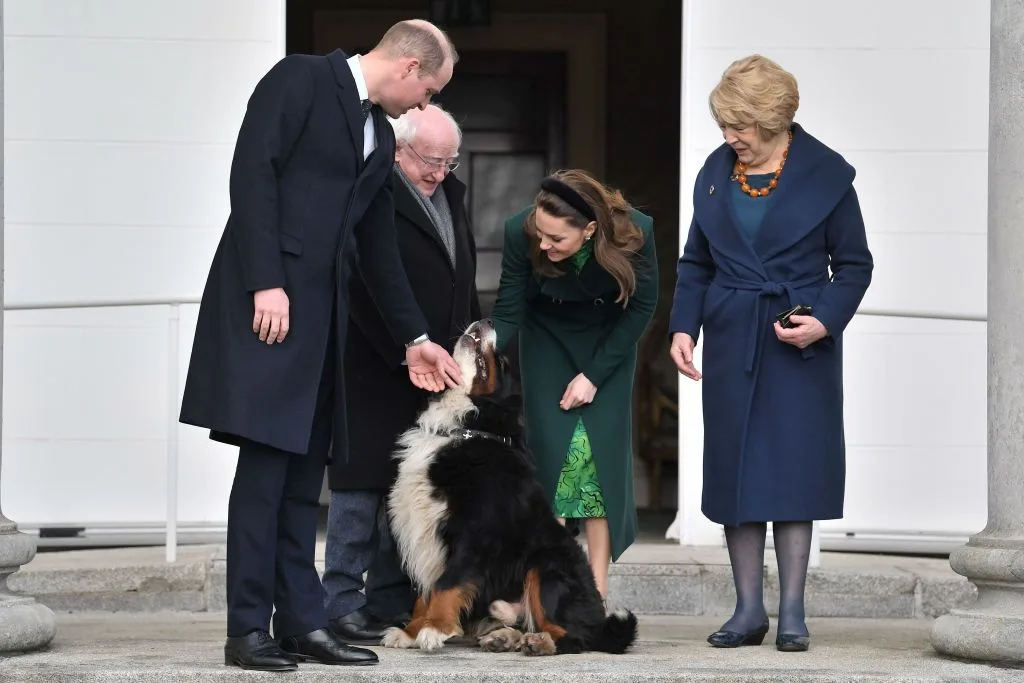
[709, 184, 716, 196]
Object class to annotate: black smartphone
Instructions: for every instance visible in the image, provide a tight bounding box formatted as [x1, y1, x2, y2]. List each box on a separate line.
[776, 304, 813, 329]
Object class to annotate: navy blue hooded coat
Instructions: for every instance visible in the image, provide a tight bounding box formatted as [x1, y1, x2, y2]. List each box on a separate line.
[670, 124, 873, 526]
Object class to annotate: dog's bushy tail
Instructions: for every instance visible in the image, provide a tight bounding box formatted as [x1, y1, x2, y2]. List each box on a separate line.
[591, 609, 638, 654]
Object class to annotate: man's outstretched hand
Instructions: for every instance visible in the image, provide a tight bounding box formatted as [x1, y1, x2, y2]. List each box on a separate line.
[407, 341, 462, 392]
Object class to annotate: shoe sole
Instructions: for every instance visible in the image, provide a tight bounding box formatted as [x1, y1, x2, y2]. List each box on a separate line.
[224, 656, 297, 672]
[334, 636, 386, 645]
[328, 627, 389, 645]
[707, 639, 766, 648]
[289, 653, 378, 666]
[706, 630, 769, 648]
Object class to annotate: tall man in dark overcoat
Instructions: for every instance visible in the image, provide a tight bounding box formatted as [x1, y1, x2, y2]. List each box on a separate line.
[178, 20, 463, 672]
[322, 104, 480, 643]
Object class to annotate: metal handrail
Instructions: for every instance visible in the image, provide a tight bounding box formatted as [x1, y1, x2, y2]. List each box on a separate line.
[2, 300, 989, 322]
[857, 308, 986, 323]
[1, 298, 194, 562]
[3, 298, 201, 311]
[1, 298, 987, 564]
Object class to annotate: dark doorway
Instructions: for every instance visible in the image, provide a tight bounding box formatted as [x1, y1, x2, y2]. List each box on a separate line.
[432, 50, 566, 315]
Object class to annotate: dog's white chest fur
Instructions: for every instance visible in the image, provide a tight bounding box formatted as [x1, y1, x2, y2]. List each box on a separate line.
[388, 391, 475, 594]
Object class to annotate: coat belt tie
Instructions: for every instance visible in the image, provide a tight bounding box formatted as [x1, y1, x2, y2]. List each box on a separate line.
[712, 273, 828, 372]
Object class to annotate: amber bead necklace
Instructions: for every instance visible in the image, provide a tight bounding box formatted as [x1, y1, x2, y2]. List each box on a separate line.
[732, 130, 793, 198]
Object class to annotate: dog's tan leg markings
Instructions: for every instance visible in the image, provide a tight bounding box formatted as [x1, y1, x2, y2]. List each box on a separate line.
[489, 599, 522, 626]
[415, 585, 477, 652]
[406, 593, 429, 632]
[381, 595, 429, 648]
[412, 594, 429, 618]
[479, 626, 525, 653]
[521, 569, 565, 656]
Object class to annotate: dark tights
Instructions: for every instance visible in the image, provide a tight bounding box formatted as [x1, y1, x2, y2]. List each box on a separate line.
[720, 523, 767, 634]
[720, 521, 812, 637]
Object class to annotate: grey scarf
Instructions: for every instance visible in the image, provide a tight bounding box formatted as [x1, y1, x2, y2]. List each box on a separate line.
[395, 165, 456, 267]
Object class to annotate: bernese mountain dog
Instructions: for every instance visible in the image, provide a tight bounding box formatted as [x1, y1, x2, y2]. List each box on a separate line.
[382, 318, 638, 656]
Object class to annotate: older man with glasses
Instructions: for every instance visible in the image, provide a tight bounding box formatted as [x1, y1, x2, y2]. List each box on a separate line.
[322, 103, 480, 644]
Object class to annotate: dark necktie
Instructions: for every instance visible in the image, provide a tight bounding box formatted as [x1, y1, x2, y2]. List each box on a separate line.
[360, 99, 373, 122]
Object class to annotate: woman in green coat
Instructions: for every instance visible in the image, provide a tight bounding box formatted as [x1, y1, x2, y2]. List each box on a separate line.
[491, 169, 659, 602]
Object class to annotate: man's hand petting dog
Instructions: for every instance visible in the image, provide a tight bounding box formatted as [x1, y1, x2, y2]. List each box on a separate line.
[560, 373, 596, 411]
[407, 341, 463, 392]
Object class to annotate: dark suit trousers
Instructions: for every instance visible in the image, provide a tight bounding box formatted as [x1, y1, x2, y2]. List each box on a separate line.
[322, 489, 415, 621]
[224, 318, 335, 639]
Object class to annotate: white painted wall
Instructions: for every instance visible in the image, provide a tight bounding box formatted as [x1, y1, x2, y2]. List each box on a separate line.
[1, 0, 285, 536]
[0, 0, 990, 551]
[674, 0, 989, 550]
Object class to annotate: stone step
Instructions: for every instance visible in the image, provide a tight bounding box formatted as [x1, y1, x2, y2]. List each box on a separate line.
[607, 545, 975, 620]
[0, 612, 1011, 682]
[10, 542, 977, 620]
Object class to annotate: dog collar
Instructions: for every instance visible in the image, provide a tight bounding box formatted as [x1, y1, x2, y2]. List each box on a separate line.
[445, 428, 512, 446]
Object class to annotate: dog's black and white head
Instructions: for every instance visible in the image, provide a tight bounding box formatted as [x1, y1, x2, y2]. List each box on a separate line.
[451, 318, 521, 440]
[452, 319, 515, 400]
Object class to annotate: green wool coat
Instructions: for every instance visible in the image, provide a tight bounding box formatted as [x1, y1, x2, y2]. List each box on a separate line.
[491, 207, 659, 561]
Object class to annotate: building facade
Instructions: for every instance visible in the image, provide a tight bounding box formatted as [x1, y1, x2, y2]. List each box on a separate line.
[0, 0, 989, 556]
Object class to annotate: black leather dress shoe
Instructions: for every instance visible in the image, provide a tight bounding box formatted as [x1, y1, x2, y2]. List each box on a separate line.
[224, 630, 297, 672]
[776, 632, 810, 652]
[706, 618, 770, 648]
[279, 628, 378, 665]
[390, 612, 413, 628]
[329, 610, 391, 644]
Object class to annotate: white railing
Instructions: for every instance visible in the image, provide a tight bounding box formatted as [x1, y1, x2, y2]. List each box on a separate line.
[3, 300, 987, 566]
[4, 298, 200, 562]
[857, 308, 986, 322]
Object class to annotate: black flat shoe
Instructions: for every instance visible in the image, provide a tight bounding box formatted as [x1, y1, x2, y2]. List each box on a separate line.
[224, 630, 298, 671]
[280, 627, 379, 665]
[776, 633, 810, 652]
[706, 619, 770, 648]
[390, 611, 413, 628]
[329, 609, 391, 644]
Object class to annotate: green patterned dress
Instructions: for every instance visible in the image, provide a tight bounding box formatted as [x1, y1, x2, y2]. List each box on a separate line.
[552, 240, 607, 519]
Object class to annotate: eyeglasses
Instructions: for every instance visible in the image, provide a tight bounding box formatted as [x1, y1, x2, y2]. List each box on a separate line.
[405, 144, 460, 173]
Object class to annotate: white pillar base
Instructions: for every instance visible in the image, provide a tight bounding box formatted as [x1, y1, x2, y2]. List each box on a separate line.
[931, 541, 1024, 662]
[0, 519, 56, 653]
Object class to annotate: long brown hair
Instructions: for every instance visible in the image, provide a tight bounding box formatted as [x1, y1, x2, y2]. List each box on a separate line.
[525, 169, 645, 306]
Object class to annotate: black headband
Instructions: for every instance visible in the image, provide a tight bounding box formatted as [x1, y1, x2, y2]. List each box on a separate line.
[540, 176, 597, 222]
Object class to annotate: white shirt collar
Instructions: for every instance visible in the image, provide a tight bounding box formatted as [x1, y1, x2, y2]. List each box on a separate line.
[346, 54, 370, 102]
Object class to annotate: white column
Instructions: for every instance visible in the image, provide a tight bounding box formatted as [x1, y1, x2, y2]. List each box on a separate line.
[0, 3, 58, 653]
[930, 0, 1024, 662]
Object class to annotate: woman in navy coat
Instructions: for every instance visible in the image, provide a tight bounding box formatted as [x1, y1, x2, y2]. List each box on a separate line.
[669, 55, 873, 652]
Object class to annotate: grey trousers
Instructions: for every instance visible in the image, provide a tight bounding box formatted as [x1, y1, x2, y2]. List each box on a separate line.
[322, 490, 415, 622]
